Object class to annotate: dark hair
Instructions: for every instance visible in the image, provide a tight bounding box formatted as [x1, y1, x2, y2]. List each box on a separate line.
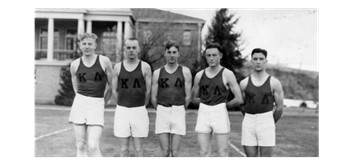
[165, 40, 179, 51]
[251, 48, 267, 58]
[204, 42, 223, 54]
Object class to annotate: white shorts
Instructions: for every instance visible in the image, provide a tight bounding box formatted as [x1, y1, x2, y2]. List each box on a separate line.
[195, 103, 230, 134]
[69, 93, 105, 127]
[155, 104, 186, 135]
[241, 111, 276, 146]
[114, 105, 149, 138]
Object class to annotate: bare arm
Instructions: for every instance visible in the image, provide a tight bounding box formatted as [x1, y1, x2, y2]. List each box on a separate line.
[111, 63, 121, 103]
[103, 57, 113, 104]
[143, 62, 152, 107]
[224, 70, 244, 109]
[151, 69, 160, 109]
[191, 71, 202, 105]
[272, 78, 284, 123]
[239, 78, 249, 115]
[70, 60, 79, 94]
[183, 67, 192, 109]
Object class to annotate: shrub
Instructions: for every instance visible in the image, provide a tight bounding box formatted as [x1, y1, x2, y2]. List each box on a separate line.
[54, 64, 75, 106]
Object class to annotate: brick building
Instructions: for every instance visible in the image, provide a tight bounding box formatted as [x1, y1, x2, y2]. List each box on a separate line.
[34, 8, 205, 104]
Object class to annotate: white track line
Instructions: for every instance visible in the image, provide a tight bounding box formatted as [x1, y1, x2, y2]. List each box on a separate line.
[228, 141, 246, 157]
[35, 127, 73, 141]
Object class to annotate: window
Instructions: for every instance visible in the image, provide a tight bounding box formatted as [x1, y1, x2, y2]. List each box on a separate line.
[101, 26, 117, 61]
[36, 29, 59, 60]
[39, 29, 59, 49]
[182, 30, 192, 46]
[66, 29, 77, 51]
[63, 29, 77, 60]
[143, 30, 152, 44]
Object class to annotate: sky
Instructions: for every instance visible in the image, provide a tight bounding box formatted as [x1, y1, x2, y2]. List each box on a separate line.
[164, 9, 318, 72]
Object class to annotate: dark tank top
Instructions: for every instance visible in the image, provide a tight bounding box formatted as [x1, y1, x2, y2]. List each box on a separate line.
[117, 61, 146, 107]
[199, 68, 229, 105]
[244, 76, 274, 114]
[76, 55, 107, 98]
[157, 65, 185, 107]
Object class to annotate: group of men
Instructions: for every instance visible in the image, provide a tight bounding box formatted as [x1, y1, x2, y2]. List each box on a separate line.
[68, 33, 284, 157]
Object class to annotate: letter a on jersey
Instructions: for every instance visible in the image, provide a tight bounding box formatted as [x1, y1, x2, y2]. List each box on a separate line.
[213, 86, 221, 95]
[261, 93, 270, 105]
[94, 72, 102, 81]
[174, 78, 183, 87]
[133, 78, 141, 88]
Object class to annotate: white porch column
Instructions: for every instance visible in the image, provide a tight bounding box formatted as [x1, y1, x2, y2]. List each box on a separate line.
[78, 19, 84, 35]
[135, 22, 139, 38]
[116, 21, 123, 62]
[86, 20, 92, 33]
[124, 21, 131, 41]
[47, 18, 54, 61]
[197, 23, 202, 62]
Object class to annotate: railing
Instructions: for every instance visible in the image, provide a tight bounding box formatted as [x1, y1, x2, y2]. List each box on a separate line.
[35, 49, 79, 61]
[35, 49, 119, 62]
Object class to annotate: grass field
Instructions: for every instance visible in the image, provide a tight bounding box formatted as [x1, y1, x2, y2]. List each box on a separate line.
[35, 106, 318, 157]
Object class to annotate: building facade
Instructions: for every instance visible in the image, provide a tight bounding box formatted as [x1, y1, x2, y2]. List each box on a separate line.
[35, 8, 205, 104]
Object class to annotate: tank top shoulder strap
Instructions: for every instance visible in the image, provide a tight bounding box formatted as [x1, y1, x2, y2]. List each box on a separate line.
[264, 75, 272, 89]
[247, 75, 254, 88]
[213, 67, 225, 80]
[160, 66, 166, 75]
[200, 69, 206, 80]
[137, 60, 142, 72]
[93, 55, 100, 66]
[178, 65, 183, 72]
[219, 67, 225, 76]
[120, 61, 126, 73]
[79, 57, 83, 66]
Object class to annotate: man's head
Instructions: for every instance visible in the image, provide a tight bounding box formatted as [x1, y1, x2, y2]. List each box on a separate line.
[251, 48, 268, 72]
[204, 42, 223, 67]
[124, 38, 140, 60]
[78, 33, 98, 56]
[164, 40, 180, 65]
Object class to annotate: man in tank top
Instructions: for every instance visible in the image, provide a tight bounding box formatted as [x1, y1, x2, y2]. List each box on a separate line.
[239, 48, 284, 157]
[192, 42, 244, 157]
[112, 38, 152, 157]
[69, 33, 113, 157]
[151, 41, 192, 157]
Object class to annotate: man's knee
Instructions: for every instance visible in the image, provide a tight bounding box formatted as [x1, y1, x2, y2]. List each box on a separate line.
[88, 143, 100, 153]
[199, 148, 211, 157]
[217, 148, 228, 157]
[76, 140, 87, 151]
[120, 146, 130, 156]
[161, 149, 170, 157]
[120, 146, 129, 153]
[171, 148, 179, 157]
[134, 147, 144, 157]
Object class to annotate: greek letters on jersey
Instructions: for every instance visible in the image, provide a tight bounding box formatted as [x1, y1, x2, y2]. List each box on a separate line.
[117, 61, 146, 107]
[244, 76, 274, 114]
[157, 65, 185, 107]
[199, 68, 229, 105]
[76, 55, 107, 98]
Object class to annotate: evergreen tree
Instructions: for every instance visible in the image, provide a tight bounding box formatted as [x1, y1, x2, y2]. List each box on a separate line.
[205, 9, 245, 111]
[205, 8, 245, 81]
[54, 64, 75, 106]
